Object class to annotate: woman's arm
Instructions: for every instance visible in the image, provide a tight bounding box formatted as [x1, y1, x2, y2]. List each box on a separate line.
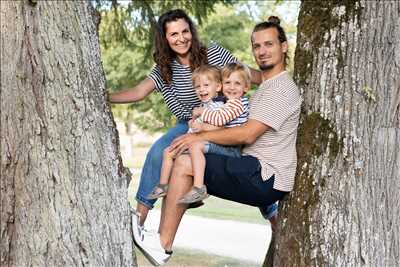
[108, 78, 155, 104]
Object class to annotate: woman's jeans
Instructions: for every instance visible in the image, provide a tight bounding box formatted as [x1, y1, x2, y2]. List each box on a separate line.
[135, 120, 189, 208]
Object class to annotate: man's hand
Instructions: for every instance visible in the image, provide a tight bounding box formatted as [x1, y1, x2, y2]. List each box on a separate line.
[192, 107, 205, 119]
[169, 133, 203, 155]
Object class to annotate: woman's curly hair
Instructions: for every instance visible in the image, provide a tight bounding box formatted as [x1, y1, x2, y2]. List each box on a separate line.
[153, 9, 208, 84]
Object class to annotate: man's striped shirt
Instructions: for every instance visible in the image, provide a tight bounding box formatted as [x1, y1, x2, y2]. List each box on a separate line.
[243, 71, 302, 192]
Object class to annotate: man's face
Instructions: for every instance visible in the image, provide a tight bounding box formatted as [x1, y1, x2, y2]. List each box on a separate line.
[251, 28, 287, 71]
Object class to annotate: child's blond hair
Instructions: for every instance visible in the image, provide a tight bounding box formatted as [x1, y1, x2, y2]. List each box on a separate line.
[221, 62, 251, 89]
[192, 64, 222, 85]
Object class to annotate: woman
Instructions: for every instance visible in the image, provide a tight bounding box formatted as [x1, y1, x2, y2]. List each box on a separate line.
[109, 9, 263, 226]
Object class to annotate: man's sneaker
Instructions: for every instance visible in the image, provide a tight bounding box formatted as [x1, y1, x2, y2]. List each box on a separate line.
[147, 184, 169, 200]
[178, 185, 208, 204]
[131, 209, 172, 266]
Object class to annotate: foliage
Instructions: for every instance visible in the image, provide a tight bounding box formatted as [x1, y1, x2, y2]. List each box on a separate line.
[198, 4, 256, 67]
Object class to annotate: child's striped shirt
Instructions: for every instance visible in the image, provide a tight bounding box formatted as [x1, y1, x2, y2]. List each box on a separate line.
[201, 97, 249, 127]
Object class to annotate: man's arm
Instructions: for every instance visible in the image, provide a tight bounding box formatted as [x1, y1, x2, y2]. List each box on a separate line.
[190, 121, 222, 132]
[170, 119, 270, 154]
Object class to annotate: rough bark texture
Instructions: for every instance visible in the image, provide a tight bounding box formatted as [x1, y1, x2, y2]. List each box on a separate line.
[1, 1, 135, 266]
[269, 1, 400, 266]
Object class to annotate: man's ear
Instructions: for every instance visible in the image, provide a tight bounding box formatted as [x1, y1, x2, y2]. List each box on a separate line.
[282, 41, 288, 53]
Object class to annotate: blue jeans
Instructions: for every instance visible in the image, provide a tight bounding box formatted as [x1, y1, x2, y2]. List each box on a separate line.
[135, 120, 189, 208]
[204, 154, 284, 218]
[260, 202, 278, 219]
[204, 143, 242, 158]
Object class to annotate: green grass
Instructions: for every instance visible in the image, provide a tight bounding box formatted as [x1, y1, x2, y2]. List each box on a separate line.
[135, 247, 260, 267]
[125, 142, 266, 225]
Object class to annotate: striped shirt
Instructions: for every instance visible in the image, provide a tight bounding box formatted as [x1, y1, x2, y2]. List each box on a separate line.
[242, 71, 302, 192]
[201, 97, 249, 127]
[148, 43, 237, 120]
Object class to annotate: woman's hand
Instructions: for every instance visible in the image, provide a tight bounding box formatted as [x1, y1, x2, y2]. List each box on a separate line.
[169, 133, 203, 155]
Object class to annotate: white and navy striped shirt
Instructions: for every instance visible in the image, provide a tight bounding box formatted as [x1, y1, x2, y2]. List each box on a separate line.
[148, 43, 237, 120]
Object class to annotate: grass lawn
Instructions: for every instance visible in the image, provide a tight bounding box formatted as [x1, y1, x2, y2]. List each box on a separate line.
[135, 247, 260, 267]
[125, 143, 266, 225]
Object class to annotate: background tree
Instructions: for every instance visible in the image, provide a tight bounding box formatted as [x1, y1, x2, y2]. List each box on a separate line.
[267, 1, 400, 266]
[1, 1, 134, 266]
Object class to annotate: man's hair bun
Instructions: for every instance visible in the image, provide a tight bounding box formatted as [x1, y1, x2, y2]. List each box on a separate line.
[267, 16, 280, 25]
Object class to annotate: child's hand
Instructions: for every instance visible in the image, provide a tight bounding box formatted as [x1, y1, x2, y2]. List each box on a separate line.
[192, 107, 205, 119]
[188, 119, 195, 129]
[190, 121, 203, 132]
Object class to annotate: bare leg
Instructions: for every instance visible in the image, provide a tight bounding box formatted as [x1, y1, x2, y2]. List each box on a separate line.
[188, 141, 206, 188]
[139, 149, 175, 226]
[159, 155, 193, 250]
[159, 148, 175, 185]
[136, 202, 149, 226]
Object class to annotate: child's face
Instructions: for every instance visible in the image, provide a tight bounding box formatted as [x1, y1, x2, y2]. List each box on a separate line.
[222, 71, 249, 100]
[193, 75, 222, 103]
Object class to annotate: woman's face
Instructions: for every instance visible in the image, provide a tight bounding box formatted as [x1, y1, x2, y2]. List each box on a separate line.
[165, 18, 192, 59]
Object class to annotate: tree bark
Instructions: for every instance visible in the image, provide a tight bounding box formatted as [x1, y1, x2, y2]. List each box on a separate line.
[269, 1, 400, 266]
[1, 1, 135, 266]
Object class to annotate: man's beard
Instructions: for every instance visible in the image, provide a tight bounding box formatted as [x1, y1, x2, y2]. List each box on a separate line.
[259, 63, 274, 71]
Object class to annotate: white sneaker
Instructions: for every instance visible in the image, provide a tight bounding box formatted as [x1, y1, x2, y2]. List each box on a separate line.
[131, 210, 144, 241]
[131, 211, 172, 266]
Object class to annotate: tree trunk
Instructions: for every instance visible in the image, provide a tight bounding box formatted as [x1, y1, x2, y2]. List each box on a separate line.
[1, 1, 135, 266]
[269, 1, 400, 266]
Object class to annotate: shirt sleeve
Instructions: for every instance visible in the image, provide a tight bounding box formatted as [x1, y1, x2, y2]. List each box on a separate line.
[250, 87, 299, 131]
[147, 65, 164, 92]
[201, 99, 244, 126]
[212, 42, 238, 66]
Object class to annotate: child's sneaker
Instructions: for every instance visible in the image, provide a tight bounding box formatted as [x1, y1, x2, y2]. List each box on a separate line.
[147, 184, 169, 199]
[178, 185, 208, 204]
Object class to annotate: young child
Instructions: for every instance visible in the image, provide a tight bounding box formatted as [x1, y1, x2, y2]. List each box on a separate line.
[147, 63, 250, 204]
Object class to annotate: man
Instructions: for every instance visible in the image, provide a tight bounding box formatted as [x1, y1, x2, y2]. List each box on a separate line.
[133, 17, 303, 266]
